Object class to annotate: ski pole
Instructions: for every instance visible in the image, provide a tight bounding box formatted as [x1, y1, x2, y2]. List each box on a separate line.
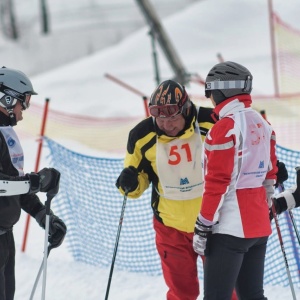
[289, 167, 300, 245]
[41, 193, 56, 300]
[271, 200, 297, 300]
[104, 190, 129, 300]
[278, 182, 300, 246]
[30, 169, 60, 300]
[278, 182, 300, 282]
[29, 244, 55, 300]
[29, 193, 56, 300]
[289, 211, 300, 245]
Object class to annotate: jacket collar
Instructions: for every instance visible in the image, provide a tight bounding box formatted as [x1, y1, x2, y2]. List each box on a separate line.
[213, 94, 252, 119]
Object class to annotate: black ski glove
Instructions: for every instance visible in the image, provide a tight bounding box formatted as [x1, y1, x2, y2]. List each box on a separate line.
[27, 168, 60, 194]
[271, 196, 287, 219]
[275, 160, 288, 188]
[35, 208, 67, 248]
[116, 166, 139, 193]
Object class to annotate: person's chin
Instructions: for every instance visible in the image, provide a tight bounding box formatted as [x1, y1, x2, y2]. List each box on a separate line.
[165, 130, 178, 136]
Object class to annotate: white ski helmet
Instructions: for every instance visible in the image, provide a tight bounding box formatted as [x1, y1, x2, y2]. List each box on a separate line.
[0, 66, 37, 110]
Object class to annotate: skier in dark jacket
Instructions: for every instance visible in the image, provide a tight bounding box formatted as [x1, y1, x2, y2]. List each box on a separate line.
[0, 67, 67, 300]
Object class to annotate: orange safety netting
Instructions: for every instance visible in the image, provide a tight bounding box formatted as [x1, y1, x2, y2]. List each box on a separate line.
[16, 93, 300, 155]
[273, 13, 300, 94]
[15, 103, 144, 154]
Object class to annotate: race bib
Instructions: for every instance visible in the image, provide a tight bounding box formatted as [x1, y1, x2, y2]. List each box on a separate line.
[0, 126, 24, 175]
[156, 127, 203, 200]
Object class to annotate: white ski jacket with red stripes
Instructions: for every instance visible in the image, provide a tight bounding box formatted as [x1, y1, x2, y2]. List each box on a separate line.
[199, 95, 278, 238]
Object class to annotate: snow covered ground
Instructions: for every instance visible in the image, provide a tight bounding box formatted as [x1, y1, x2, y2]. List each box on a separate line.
[3, 0, 300, 299]
[0, 0, 198, 76]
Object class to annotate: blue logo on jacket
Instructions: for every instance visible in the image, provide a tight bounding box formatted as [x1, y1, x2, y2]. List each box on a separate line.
[258, 161, 264, 168]
[180, 178, 189, 185]
[7, 137, 16, 147]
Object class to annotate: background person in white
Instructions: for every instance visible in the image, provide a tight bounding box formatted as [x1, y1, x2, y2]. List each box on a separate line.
[193, 61, 278, 300]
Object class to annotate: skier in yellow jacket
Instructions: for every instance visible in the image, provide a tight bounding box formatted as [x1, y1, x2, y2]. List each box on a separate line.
[116, 79, 216, 300]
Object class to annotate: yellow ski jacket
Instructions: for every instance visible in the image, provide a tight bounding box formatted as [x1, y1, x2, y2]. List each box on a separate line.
[117, 104, 216, 233]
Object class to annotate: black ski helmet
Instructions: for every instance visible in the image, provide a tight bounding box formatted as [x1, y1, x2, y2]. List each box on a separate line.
[205, 61, 253, 105]
[149, 80, 192, 118]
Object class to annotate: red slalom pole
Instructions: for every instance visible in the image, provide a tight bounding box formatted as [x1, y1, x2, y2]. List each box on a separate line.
[104, 73, 146, 98]
[143, 96, 150, 117]
[268, 0, 280, 97]
[190, 73, 205, 86]
[104, 73, 150, 118]
[21, 98, 50, 252]
[217, 53, 224, 62]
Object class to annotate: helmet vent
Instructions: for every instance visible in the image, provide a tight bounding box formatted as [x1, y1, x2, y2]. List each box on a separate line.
[0, 67, 37, 95]
[205, 61, 253, 102]
[149, 80, 192, 118]
[226, 71, 239, 75]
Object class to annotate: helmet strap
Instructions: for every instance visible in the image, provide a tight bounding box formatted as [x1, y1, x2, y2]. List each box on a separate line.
[243, 75, 252, 93]
[211, 90, 227, 105]
[7, 108, 17, 126]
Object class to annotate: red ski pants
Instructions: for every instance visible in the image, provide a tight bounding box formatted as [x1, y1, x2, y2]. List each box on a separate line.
[154, 218, 202, 300]
[154, 218, 238, 300]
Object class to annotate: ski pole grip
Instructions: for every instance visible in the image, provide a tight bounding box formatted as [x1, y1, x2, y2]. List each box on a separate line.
[46, 172, 61, 200]
[45, 172, 60, 214]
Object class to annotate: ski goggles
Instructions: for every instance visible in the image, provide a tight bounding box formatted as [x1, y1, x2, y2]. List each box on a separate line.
[19, 93, 31, 110]
[205, 78, 252, 98]
[149, 104, 182, 118]
[0, 84, 31, 110]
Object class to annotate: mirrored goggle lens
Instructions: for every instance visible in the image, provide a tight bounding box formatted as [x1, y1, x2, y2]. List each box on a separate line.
[149, 104, 181, 118]
[21, 94, 31, 110]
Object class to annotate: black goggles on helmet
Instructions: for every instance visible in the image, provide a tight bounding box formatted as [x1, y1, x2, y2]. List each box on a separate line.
[0, 84, 31, 110]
